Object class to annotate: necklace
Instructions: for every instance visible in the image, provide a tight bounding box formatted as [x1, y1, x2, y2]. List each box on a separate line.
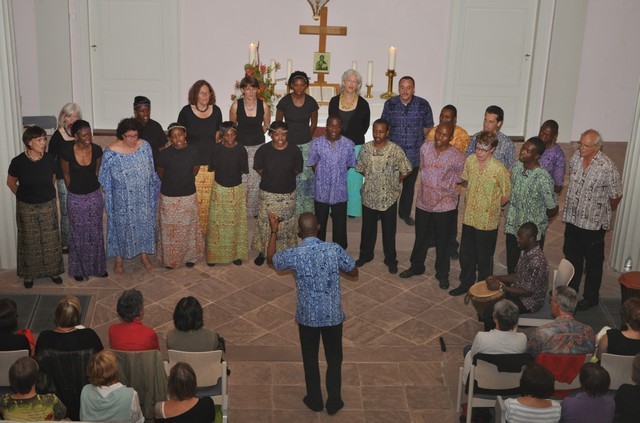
[25, 150, 42, 162]
[340, 94, 357, 110]
[244, 99, 257, 111]
[195, 103, 209, 113]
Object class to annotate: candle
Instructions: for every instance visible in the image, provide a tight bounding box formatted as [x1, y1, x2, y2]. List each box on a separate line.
[286, 59, 292, 78]
[352, 61, 357, 71]
[249, 43, 257, 64]
[388, 46, 396, 70]
[367, 61, 373, 85]
[270, 59, 276, 81]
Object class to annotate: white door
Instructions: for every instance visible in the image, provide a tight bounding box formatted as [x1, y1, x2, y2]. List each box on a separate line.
[88, 0, 179, 129]
[445, 0, 538, 136]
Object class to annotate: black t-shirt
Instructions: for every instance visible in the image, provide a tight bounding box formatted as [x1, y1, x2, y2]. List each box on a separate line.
[156, 145, 199, 197]
[615, 384, 640, 423]
[60, 143, 103, 195]
[47, 130, 74, 180]
[276, 94, 319, 145]
[0, 331, 31, 352]
[34, 328, 104, 356]
[155, 397, 216, 423]
[177, 105, 222, 165]
[211, 143, 249, 187]
[8, 152, 56, 204]
[253, 142, 303, 194]
[138, 119, 167, 164]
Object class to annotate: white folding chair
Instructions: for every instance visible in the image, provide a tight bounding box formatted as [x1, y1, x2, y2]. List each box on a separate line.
[600, 353, 635, 390]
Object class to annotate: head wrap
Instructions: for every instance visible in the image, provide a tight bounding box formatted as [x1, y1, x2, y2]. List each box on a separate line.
[133, 96, 151, 109]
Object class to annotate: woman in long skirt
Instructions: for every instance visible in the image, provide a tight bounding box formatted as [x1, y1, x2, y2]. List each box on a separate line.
[155, 123, 203, 269]
[60, 120, 107, 281]
[206, 122, 249, 265]
[251, 121, 303, 265]
[7, 126, 64, 288]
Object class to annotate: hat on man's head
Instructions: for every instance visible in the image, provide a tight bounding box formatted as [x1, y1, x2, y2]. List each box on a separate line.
[133, 96, 151, 109]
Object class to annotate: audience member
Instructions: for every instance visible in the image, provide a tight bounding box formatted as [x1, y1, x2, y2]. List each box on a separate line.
[527, 286, 595, 356]
[563, 129, 622, 311]
[80, 350, 144, 423]
[0, 357, 66, 421]
[537, 120, 566, 193]
[0, 298, 32, 354]
[504, 363, 561, 423]
[561, 362, 614, 423]
[154, 362, 216, 423]
[109, 289, 159, 351]
[596, 297, 640, 359]
[166, 296, 220, 352]
[380, 76, 434, 226]
[614, 353, 640, 423]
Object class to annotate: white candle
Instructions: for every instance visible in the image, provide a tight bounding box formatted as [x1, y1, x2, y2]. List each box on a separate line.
[352, 61, 357, 71]
[367, 61, 373, 85]
[388, 46, 396, 70]
[286, 59, 292, 78]
[270, 59, 276, 81]
[249, 43, 257, 64]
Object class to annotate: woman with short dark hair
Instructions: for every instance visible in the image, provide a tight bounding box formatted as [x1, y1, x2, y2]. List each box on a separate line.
[154, 362, 216, 422]
[166, 296, 219, 352]
[597, 297, 640, 359]
[504, 363, 561, 422]
[108, 289, 159, 351]
[0, 298, 31, 353]
[561, 362, 614, 422]
[7, 126, 65, 288]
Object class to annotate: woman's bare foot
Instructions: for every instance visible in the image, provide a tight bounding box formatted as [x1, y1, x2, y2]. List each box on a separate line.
[114, 257, 124, 275]
[141, 254, 154, 272]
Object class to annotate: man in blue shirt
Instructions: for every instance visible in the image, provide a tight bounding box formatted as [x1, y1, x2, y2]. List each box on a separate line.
[267, 212, 358, 415]
[381, 76, 434, 226]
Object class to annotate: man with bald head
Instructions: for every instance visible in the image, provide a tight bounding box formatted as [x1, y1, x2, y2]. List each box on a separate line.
[267, 212, 358, 416]
[563, 129, 622, 311]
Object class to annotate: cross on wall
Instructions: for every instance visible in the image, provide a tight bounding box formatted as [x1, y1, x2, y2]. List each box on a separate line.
[299, 7, 347, 84]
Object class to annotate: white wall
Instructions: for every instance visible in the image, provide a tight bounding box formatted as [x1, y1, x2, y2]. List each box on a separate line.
[12, 0, 40, 116]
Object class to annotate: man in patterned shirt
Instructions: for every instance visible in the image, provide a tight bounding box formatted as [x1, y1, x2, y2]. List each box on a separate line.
[308, 116, 356, 250]
[381, 76, 434, 226]
[268, 212, 358, 415]
[538, 120, 566, 193]
[527, 286, 595, 356]
[355, 119, 413, 274]
[465, 105, 516, 170]
[450, 131, 511, 296]
[563, 129, 622, 311]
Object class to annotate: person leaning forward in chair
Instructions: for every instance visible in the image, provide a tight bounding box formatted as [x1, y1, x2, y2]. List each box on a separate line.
[267, 212, 358, 415]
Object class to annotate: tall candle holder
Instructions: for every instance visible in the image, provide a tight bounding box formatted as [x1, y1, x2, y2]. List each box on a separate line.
[380, 69, 397, 99]
[365, 84, 373, 99]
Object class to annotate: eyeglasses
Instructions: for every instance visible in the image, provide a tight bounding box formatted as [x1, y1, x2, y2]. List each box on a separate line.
[123, 133, 139, 139]
[578, 142, 595, 149]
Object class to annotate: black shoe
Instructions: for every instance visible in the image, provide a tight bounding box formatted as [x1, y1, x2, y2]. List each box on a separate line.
[51, 276, 63, 285]
[388, 264, 398, 274]
[185, 262, 195, 268]
[232, 259, 242, 266]
[355, 258, 371, 267]
[101, 272, 109, 278]
[576, 299, 599, 311]
[326, 399, 344, 415]
[403, 216, 415, 226]
[23, 279, 33, 289]
[165, 266, 174, 270]
[450, 250, 459, 260]
[348, 215, 356, 219]
[74, 276, 84, 282]
[449, 285, 468, 296]
[303, 396, 323, 412]
[254, 253, 265, 266]
[207, 263, 216, 267]
[62, 246, 69, 254]
[438, 279, 450, 289]
[399, 268, 423, 278]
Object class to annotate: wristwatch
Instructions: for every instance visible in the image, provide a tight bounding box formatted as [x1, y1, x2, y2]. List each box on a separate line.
[499, 283, 505, 292]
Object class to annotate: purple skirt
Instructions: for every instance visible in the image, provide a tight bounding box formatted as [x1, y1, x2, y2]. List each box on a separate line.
[67, 189, 107, 277]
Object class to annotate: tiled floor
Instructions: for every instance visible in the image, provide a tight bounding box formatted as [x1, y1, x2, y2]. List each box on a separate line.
[0, 141, 628, 422]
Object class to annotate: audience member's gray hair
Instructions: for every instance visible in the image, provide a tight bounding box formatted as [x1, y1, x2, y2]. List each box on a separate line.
[582, 128, 603, 149]
[554, 286, 578, 313]
[493, 299, 520, 330]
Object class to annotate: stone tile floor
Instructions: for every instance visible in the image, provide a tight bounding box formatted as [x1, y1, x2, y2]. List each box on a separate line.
[0, 142, 628, 422]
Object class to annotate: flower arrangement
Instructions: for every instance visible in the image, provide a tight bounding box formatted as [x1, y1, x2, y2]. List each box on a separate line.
[231, 45, 281, 110]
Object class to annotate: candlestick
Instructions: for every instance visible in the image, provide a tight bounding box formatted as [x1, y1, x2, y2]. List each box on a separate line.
[352, 61, 357, 71]
[365, 84, 373, 99]
[388, 46, 396, 71]
[249, 43, 257, 64]
[269, 59, 276, 82]
[367, 61, 373, 85]
[380, 69, 397, 99]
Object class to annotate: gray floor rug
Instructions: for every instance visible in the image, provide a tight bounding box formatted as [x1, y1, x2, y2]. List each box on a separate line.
[575, 298, 622, 333]
[2, 294, 91, 334]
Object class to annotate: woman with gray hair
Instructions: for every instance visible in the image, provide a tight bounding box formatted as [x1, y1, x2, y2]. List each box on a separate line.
[462, 299, 527, 377]
[329, 69, 370, 217]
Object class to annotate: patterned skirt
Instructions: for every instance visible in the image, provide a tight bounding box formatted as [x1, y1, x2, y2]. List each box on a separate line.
[16, 199, 64, 279]
[243, 145, 261, 217]
[251, 190, 298, 254]
[295, 143, 315, 215]
[57, 179, 69, 247]
[156, 193, 204, 268]
[67, 189, 107, 277]
[195, 167, 214, 237]
[347, 144, 364, 217]
[206, 182, 249, 264]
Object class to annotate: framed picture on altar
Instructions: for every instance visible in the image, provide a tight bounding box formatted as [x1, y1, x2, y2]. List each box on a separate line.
[313, 52, 330, 74]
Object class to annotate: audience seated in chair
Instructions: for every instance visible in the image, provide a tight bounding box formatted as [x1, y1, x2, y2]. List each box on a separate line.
[527, 286, 594, 356]
[463, 299, 527, 378]
[614, 353, 640, 423]
[34, 295, 103, 420]
[166, 296, 221, 352]
[80, 350, 144, 423]
[0, 357, 66, 421]
[503, 363, 561, 423]
[0, 298, 33, 355]
[596, 297, 640, 360]
[561, 362, 614, 423]
[109, 288, 160, 351]
[154, 362, 217, 423]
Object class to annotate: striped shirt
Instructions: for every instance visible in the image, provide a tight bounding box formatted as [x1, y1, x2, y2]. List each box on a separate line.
[504, 398, 561, 423]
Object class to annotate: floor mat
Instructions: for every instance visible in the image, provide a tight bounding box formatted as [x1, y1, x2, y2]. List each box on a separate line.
[2, 294, 91, 334]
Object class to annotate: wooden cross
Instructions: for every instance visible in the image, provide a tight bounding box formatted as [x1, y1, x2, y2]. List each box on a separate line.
[299, 7, 347, 84]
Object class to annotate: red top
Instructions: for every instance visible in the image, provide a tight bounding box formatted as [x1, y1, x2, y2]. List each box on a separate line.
[108, 319, 159, 351]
